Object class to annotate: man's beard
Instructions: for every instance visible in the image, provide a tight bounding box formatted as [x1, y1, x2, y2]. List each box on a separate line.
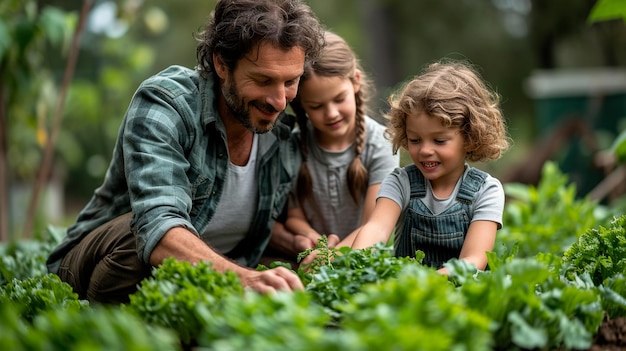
[222, 77, 279, 134]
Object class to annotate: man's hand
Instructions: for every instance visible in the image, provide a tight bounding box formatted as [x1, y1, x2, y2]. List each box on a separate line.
[152, 228, 304, 294]
[239, 266, 304, 294]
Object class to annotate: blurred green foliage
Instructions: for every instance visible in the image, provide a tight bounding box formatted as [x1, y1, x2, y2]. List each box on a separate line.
[495, 161, 603, 258]
[0, 0, 76, 179]
[1, 0, 625, 239]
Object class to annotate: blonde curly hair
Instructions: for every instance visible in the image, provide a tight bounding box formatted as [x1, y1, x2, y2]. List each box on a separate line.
[385, 59, 510, 162]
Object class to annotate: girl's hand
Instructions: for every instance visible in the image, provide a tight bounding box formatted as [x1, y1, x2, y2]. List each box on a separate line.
[298, 234, 342, 270]
[326, 234, 341, 247]
[293, 234, 318, 253]
[298, 248, 321, 267]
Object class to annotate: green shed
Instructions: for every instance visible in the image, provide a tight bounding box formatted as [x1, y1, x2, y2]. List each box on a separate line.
[525, 68, 626, 196]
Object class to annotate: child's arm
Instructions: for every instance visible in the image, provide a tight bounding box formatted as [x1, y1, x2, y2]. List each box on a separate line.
[267, 221, 317, 257]
[336, 183, 382, 247]
[438, 220, 497, 274]
[351, 197, 401, 249]
[299, 196, 399, 267]
[285, 206, 338, 250]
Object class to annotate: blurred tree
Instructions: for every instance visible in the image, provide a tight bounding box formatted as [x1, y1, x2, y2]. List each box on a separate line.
[588, 0, 626, 67]
[307, 1, 533, 118]
[528, 0, 595, 69]
[0, 0, 76, 241]
[4, 0, 625, 238]
[41, 0, 216, 215]
[526, 0, 626, 68]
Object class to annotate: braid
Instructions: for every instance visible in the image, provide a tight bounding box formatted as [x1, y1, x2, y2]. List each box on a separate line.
[347, 91, 369, 204]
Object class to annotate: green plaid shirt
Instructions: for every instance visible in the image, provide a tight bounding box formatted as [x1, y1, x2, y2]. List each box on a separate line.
[47, 65, 300, 273]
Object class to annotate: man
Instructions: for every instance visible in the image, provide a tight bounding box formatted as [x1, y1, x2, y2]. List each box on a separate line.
[46, 0, 325, 304]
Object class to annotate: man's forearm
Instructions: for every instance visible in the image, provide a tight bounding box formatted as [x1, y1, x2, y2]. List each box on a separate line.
[149, 226, 250, 276]
[150, 226, 305, 293]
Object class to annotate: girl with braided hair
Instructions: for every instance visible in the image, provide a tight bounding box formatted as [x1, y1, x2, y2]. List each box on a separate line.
[263, 31, 398, 266]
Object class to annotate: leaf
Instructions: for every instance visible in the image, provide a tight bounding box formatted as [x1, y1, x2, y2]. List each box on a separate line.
[588, 0, 626, 23]
[611, 129, 626, 163]
[38, 6, 71, 48]
[600, 274, 626, 318]
[508, 311, 548, 348]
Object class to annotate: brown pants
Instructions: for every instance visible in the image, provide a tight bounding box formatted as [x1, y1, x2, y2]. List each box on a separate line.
[57, 213, 152, 304]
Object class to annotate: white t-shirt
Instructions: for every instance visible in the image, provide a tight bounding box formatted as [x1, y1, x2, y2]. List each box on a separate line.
[377, 165, 505, 237]
[203, 134, 259, 253]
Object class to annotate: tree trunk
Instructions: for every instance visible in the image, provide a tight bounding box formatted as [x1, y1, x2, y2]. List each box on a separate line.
[23, 0, 92, 238]
[356, 0, 398, 116]
[0, 79, 7, 242]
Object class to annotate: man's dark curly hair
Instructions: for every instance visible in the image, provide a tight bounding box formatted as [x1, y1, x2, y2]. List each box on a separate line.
[195, 0, 324, 79]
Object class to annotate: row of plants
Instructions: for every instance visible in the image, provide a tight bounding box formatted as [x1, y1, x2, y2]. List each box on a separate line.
[0, 161, 625, 350]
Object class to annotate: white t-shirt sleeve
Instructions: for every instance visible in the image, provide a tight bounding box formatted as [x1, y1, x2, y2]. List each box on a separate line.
[376, 167, 411, 210]
[472, 175, 505, 229]
[378, 167, 505, 230]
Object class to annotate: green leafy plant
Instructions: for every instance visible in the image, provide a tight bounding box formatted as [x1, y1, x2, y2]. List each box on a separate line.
[588, 0, 626, 23]
[0, 273, 86, 323]
[0, 303, 180, 351]
[611, 129, 626, 163]
[0, 225, 61, 285]
[598, 274, 626, 319]
[297, 235, 340, 272]
[0, 241, 51, 285]
[125, 258, 244, 346]
[299, 242, 419, 318]
[452, 256, 604, 350]
[197, 290, 331, 351]
[497, 161, 601, 258]
[339, 264, 493, 351]
[562, 215, 626, 286]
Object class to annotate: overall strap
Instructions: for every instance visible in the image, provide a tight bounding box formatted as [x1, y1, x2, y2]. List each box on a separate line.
[405, 164, 426, 198]
[456, 167, 488, 204]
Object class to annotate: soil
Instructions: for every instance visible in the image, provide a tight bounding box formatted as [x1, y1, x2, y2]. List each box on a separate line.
[587, 317, 626, 351]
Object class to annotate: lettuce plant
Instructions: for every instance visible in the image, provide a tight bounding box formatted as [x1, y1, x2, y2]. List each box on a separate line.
[0, 273, 86, 322]
[339, 264, 493, 351]
[562, 215, 626, 285]
[451, 256, 604, 350]
[125, 258, 244, 346]
[496, 161, 601, 258]
[299, 242, 418, 318]
[0, 303, 180, 351]
[197, 290, 332, 351]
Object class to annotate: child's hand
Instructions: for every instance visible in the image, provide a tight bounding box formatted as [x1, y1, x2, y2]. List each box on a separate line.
[299, 248, 321, 267]
[293, 234, 318, 253]
[297, 235, 343, 272]
[326, 234, 341, 248]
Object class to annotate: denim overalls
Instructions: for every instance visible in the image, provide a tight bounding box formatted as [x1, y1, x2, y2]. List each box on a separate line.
[394, 164, 487, 268]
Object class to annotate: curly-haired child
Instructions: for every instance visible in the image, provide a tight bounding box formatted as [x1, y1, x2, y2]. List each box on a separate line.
[351, 59, 511, 274]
